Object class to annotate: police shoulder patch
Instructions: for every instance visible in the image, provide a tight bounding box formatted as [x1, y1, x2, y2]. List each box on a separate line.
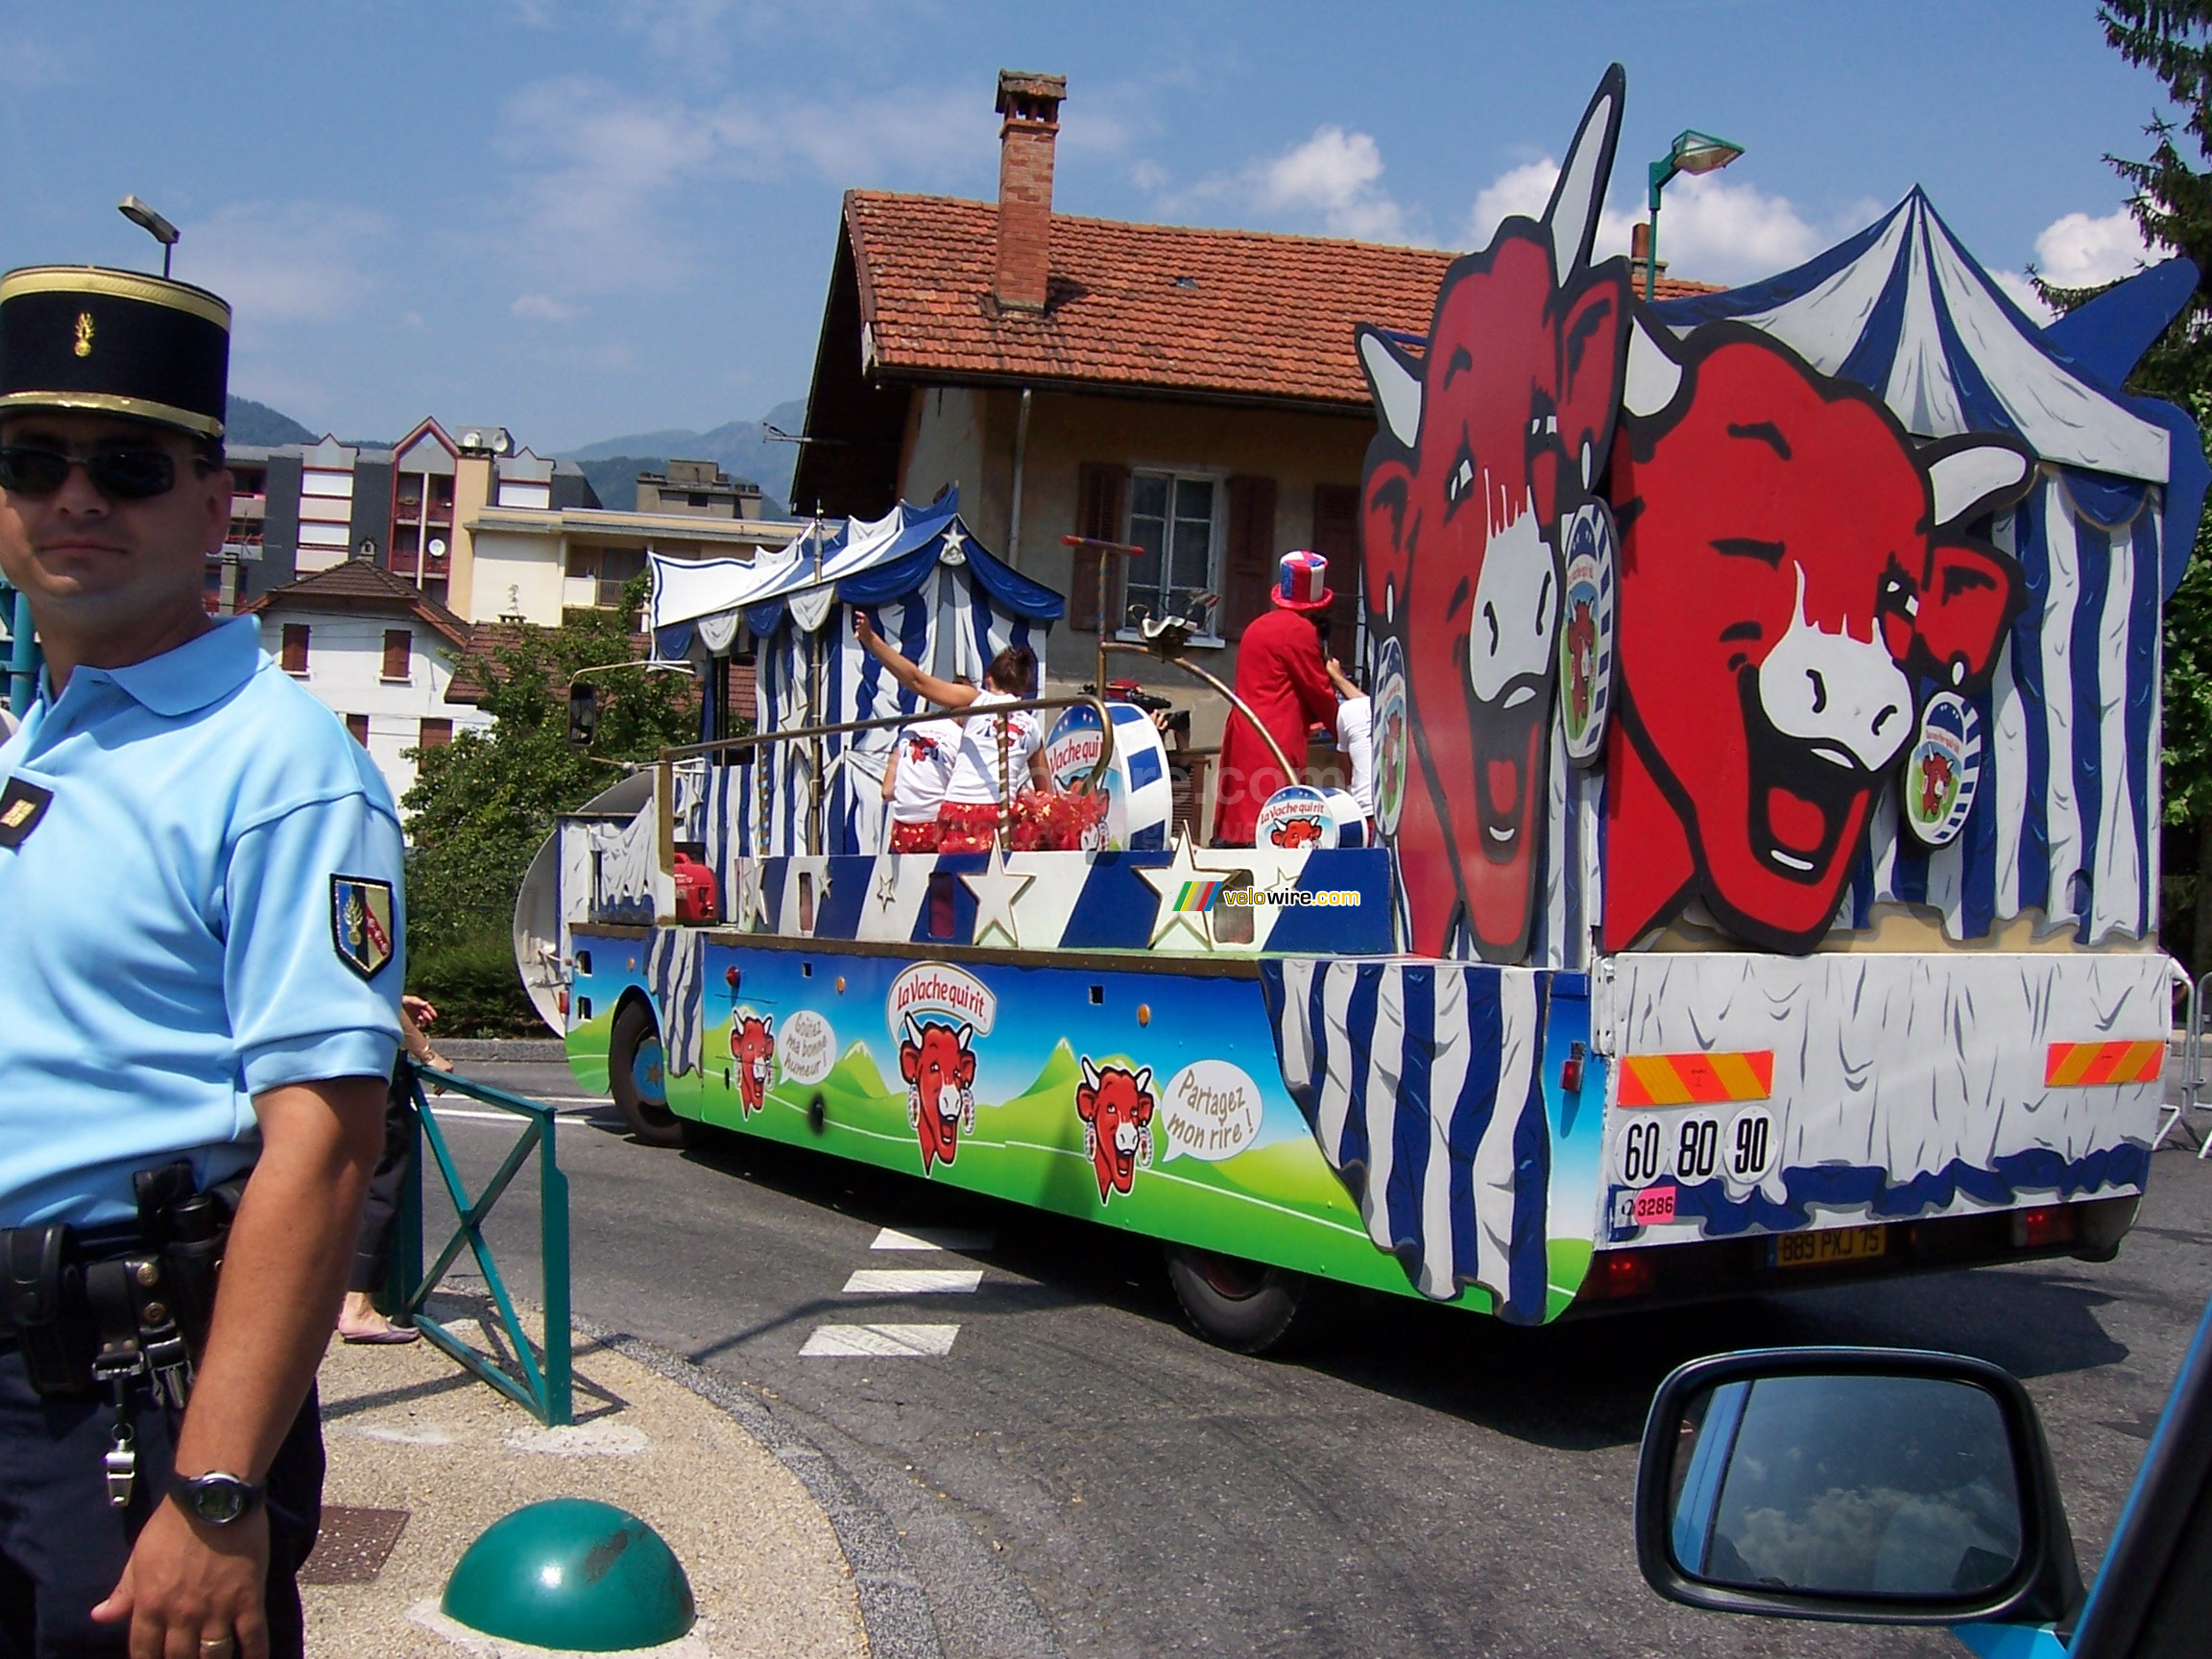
[331, 875, 396, 979]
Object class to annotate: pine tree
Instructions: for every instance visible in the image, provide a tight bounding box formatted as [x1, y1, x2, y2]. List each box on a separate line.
[2085, 5, 2212, 969]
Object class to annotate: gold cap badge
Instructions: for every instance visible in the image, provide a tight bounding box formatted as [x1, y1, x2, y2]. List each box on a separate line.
[73, 312, 93, 357]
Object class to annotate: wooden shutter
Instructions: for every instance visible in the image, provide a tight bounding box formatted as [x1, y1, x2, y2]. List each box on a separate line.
[345, 713, 369, 746]
[418, 717, 453, 749]
[1222, 475, 1277, 640]
[1069, 462, 1127, 633]
[1310, 483, 1361, 669]
[280, 624, 310, 674]
[382, 628, 412, 680]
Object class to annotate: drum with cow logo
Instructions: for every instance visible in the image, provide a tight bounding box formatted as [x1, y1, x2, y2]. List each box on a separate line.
[1256, 783, 1335, 852]
[1370, 636, 1409, 838]
[1044, 702, 1173, 851]
[1322, 788, 1369, 849]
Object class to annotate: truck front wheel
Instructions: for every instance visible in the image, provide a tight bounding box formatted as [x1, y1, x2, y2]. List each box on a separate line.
[609, 998, 685, 1147]
[1165, 1244, 1315, 1355]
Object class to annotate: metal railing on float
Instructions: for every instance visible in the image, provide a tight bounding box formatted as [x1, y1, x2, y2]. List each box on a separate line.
[656, 691, 1122, 862]
[389, 1064, 573, 1428]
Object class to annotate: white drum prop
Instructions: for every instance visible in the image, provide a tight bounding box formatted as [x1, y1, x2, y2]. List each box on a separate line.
[1044, 702, 1174, 851]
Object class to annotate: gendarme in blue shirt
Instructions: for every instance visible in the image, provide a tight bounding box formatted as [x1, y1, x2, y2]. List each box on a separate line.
[0, 615, 404, 1227]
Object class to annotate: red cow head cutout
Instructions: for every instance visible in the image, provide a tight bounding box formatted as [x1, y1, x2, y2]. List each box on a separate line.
[1269, 817, 1325, 850]
[1603, 316, 2033, 952]
[899, 1015, 976, 1173]
[1358, 66, 1630, 962]
[1074, 1057, 1155, 1203]
[730, 1013, 775, 1118]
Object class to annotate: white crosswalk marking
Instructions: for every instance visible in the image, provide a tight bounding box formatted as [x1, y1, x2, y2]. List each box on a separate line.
[842, 1268, 981, 1295]
[801, 1324, 961, 1358]
[869, 1227, 997, 1253]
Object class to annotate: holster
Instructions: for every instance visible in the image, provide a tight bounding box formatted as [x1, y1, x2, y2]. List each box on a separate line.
[3, 1223, 99, 1397]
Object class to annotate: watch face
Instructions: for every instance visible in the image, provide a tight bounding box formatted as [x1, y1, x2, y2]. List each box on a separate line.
[188, 1476, 252, 1525]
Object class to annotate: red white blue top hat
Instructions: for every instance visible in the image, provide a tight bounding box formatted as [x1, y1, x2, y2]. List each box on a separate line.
[1273, 549, 1334, 613]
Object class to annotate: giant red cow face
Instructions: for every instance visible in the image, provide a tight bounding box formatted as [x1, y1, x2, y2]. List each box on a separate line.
[1603, 318, 2033, 952]
[731, 1013, 775, 1117]
[1074, 1057, 1155, 1204]
[1358, 66, 1629, 962]
[899, 1016, 976, 1173]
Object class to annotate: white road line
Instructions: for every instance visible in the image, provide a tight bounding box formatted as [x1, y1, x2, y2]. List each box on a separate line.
[800, 1324, 960, 1358]
[841, 1268, 982, 1295]
[870, 1227, 997, 1253]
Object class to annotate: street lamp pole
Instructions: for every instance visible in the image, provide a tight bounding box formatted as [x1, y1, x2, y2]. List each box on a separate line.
[1644, 129, 1745, 301]
[117, 194, 180, 278]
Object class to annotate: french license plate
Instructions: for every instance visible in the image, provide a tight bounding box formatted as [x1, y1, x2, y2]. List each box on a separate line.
[1769, 1226, 1887, 1269]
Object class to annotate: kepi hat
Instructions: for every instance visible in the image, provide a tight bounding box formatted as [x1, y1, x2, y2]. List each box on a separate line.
[1272, 548, 1334, 613]
[0, 266, 229, 440]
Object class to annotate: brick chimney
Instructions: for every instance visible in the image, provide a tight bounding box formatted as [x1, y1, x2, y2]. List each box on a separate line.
[994, 70, 1066, 312]
[1629, 221, 1668, 291]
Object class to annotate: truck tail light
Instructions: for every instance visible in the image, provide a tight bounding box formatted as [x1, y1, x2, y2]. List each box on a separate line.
[2011, 1206, 2079, 1249]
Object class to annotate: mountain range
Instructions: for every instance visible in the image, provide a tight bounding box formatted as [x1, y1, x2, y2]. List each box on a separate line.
[223, 396, 808, 517]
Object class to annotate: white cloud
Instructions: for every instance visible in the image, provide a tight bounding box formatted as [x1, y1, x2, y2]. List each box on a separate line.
[2033, 206, 2158, 288]
[180, 202, 390, 337]
[512, 293, 584, 322]
[1258, 126, 1407, 241]
[1464, 156, 1875, 284]
[490, 75, 982, 295]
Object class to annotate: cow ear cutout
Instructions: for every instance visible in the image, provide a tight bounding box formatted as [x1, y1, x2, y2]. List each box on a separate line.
[1542, 63, 1626, 277]
[1924, 436, 2035, 530]
[1622, 311, 1684, 421]
[1358, 327, 1422, 449]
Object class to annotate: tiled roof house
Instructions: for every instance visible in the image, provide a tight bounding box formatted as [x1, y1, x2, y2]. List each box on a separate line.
[796, 69, 1717, 697]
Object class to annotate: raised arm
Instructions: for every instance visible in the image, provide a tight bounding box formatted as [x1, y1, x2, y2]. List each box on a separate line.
[881, 741, 902, 803]
[1325, 656, 1361, 701]
[854, 612, 976, 709]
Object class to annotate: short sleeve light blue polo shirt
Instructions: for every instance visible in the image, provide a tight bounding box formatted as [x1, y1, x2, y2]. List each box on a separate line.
[0, 615, 404, 1227]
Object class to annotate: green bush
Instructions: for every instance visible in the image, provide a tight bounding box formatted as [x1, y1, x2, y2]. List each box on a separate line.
[409, 931, 541, 1039]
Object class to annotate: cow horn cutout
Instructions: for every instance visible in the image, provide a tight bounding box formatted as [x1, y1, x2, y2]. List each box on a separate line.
[952, 1020, 974, 1046]
[1623, 313, 1683, 419]
[1080, 1055, 1101, 1091]
[1358, 328, 1422, 448]
[760, 1014, 773, 1036]
[902, 1014, 924, 1049]
[1133, 1067, 1153, 1096]
[1925, 439, 2035, 530]
[1542, 64, 1626, 279]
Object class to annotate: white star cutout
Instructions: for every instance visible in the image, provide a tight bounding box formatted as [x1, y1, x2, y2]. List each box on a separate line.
[938, 522, 968, 564]
[736, 860, 768, 931]
[961, 850, 1034, 949]
[876, 869, 901, 911]
[1135, 832, 1247, 950]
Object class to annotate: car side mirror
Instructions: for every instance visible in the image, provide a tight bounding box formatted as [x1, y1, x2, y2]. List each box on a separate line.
[567, 682, 598, 747]
[1635, 1348, 2080, 1628]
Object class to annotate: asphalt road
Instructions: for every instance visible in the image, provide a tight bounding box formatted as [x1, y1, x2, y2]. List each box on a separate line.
[422, 1060, 2212, 1659]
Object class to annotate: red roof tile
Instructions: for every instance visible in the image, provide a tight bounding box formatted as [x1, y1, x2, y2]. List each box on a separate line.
[245, 559, 471, 649]
[846, 191, 1720, 410]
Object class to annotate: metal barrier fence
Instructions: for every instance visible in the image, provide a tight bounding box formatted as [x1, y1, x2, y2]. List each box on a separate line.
[389, 1065, 573, 1427]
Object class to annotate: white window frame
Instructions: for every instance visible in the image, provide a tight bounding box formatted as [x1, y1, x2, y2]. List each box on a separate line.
[1115, 467, 1229, 649]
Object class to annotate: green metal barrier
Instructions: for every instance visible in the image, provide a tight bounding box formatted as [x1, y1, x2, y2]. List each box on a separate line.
[390, 1065, 573, 1427]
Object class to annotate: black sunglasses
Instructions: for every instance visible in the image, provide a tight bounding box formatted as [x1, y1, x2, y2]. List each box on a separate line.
[0, 445, 185, 501]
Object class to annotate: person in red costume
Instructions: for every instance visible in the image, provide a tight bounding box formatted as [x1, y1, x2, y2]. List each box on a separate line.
[1212, 550, 1340, 846]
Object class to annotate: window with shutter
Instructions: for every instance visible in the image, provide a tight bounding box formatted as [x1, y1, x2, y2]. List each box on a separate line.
[345, 714, 370, 746]
[381, 629, 412, 681]
[280, 624, 310, 674]
[1069, 462, 1127, 632]
[418, 718, 453, 749]
[1221, 475, 1277, 639]
[1310, 483, 1362, 673]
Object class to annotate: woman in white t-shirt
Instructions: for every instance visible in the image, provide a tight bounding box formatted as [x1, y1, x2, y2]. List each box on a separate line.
[854, 612, 1055, 853]
[1327, 657, 1375, 825]
[880, 714, 962, 853]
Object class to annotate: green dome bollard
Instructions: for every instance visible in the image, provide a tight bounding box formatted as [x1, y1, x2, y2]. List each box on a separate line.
[443, 1498, 695, 1651]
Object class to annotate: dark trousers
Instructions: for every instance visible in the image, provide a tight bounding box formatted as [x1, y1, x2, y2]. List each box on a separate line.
[0, 1345, 323, 1658]
[349, 1063, 416, 1296]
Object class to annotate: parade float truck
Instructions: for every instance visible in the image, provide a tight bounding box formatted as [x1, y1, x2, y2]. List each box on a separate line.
[518, 68, 2204, 1352]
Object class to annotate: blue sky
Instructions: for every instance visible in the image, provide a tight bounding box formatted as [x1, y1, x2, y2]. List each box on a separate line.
[0, 2, 2179, 449]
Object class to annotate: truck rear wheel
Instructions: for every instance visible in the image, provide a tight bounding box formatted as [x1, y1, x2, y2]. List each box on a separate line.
[1165, 1244, 1315, 1355]
[609, 998, 685, 1147]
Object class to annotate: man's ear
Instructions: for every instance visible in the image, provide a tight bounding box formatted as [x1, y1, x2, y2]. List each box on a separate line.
[197, 464, 235, 559]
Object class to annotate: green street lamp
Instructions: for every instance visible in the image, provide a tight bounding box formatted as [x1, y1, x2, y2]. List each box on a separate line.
[1645, 129, 1745, 300]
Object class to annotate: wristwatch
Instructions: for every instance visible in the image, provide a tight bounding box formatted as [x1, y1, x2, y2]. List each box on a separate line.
[169, 1470, 264, 1526]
